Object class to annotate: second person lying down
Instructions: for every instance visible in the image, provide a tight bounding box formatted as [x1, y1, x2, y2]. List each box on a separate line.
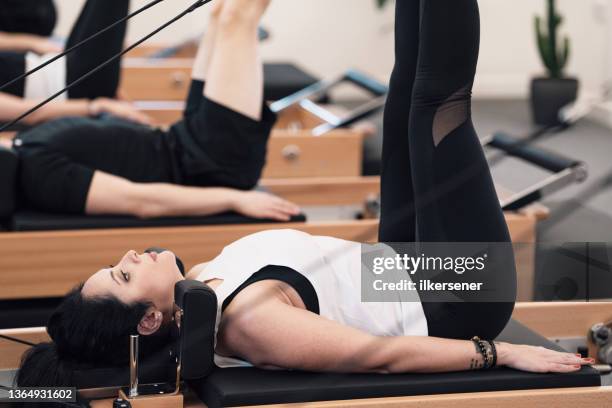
[4, 0, 300, 222]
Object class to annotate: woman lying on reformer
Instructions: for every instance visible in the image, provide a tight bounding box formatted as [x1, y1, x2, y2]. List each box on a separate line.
[18, 0, 593, 389]
[1, 0, 300, 222]
[0, 0, 152, 126]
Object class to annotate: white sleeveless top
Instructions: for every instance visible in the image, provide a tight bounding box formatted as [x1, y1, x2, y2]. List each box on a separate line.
[24, 52, 67, 101]
[196, 229, 428, 368]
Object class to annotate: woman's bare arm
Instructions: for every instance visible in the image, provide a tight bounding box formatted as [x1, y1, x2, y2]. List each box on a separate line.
[0, 92, 90, 125]
[86, 171, 300, 221]
[0, 32, 61, 54]
[0, 93, 152, 125]
[219, 289, 591, 374]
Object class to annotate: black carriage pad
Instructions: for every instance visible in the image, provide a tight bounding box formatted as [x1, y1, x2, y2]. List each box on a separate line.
[8, 211, 307, 232]
[189, 320, 601, 408]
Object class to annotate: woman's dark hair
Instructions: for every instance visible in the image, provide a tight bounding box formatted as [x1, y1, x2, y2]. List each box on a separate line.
[17, 284, 172, 389]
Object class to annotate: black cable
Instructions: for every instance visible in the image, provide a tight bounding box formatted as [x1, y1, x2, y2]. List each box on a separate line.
[0, 0, 165, 93]
[0, 333, 36, 347]
[0, 0, 211, 133]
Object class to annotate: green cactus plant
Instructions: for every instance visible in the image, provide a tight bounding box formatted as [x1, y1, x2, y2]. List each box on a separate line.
[535, 0, 571, 79]
[376, 0, 392, 9]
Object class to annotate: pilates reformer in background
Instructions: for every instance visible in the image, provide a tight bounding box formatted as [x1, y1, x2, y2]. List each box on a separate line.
[270, 68, 389, 136]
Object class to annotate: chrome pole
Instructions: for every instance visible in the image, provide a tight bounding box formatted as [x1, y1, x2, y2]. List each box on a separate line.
[129, 335, 139, 398]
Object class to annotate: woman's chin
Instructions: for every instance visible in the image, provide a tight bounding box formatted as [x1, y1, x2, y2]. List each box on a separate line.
[160, 250, 176, 262]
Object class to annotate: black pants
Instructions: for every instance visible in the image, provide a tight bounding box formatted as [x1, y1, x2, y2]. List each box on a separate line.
[0, 0, 127, 99]
[379, 0, 516, 340]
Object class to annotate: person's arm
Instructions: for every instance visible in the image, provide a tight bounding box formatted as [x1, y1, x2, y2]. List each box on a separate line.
[0, 93, 152, 126]
[0, 32, 62, 54]
[86, 171, 300, 221]
[0, 92, 89, 125]
[219, 294, 592, 374]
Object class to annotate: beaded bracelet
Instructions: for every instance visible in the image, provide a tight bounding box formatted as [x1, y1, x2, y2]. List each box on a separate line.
[471, 336, 495, 369]
[488, 340, 497, 368]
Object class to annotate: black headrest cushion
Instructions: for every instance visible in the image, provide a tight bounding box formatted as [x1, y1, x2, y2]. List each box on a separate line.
[175, 280, 218, 380]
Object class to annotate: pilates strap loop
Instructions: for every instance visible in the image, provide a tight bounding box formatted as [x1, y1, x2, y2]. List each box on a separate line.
[0, 333, 36, 347]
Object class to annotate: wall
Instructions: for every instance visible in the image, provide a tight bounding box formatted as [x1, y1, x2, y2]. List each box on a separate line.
[54, 0, 610, 100]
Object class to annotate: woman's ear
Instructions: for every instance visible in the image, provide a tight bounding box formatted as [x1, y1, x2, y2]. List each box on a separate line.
[137, 307, 164, 336]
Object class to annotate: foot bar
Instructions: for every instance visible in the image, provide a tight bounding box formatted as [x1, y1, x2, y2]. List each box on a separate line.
[486, 132, 588, 211]
[270, 69, 389, 136]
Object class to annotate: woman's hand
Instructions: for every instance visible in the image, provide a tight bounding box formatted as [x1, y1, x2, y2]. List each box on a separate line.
[497, 342, 594, 373]
[233, 191, 301, 222]
[90, 98, 153, 126]
[28, 37, 63, 55]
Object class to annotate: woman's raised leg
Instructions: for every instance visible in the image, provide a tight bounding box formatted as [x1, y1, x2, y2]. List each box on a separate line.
[203, 0, 270, 120]
[191, 0, 225, 83]
[378, 0, 421, 243]
[407, 0, 516, 339]
[408, 0, 508, 244]
[183, 0, 224, 118]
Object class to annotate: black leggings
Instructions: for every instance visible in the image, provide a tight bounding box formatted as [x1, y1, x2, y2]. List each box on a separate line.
[379, 0, 516, 340]
[65, 0, 129, 99]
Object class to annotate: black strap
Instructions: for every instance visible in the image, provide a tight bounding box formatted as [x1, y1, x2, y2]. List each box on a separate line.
[0, 0, 212, 133]
[0, 333, 36, 347]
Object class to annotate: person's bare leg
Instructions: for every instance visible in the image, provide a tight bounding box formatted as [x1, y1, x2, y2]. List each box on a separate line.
[204, 0, 270, 120]
[191, 0, 224, 81]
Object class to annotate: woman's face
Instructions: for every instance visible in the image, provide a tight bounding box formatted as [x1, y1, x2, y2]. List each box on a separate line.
[82, 250, 184, 315]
